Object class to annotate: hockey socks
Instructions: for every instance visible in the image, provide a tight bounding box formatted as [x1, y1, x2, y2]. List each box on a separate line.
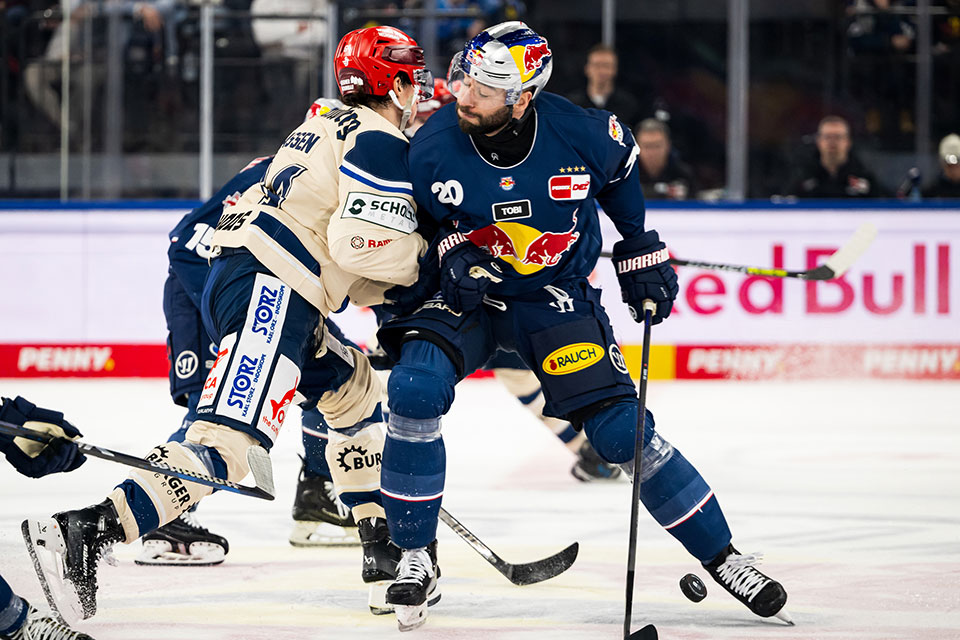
[639, 448, 732, 562]
[0, 575, 26, 636]
[300, 407, 333, 478]
[380, 415, 446, 549]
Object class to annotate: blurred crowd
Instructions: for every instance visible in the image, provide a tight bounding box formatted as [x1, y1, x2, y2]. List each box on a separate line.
[0, 0, 958, 199]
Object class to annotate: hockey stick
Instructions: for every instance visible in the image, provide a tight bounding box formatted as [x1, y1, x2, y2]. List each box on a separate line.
[602, 222, 878, 280]
[439, 507, 579, 586]
[0, 420, 275, 501]
[623, 300, 659, 640]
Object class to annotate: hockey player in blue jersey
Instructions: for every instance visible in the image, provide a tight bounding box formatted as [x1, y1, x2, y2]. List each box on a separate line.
[0, 396, 92, 639]
[376, 22, 790, 630]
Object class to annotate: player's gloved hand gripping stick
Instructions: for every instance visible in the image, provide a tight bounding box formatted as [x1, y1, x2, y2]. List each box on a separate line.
[437, 230, 504, 313]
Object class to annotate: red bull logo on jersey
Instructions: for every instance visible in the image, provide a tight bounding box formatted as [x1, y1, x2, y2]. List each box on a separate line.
[463, 208, 581, 274]
[499, 176, 516, 191]
[548, 174, 591, 200]
[542, 343, 605, 375]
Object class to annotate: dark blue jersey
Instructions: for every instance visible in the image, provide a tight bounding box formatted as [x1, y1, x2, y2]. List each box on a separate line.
[167, 156, 273, 309]
[408, 92, 645, 297]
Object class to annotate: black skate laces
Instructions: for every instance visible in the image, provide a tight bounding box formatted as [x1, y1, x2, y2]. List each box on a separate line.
[395, 548, 432, 585]
[95, 515, 120, 569]
[713, 552, 769, 602]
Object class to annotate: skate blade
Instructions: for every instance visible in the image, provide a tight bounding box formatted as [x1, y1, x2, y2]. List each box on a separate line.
[288, 521, 360, 548]
[395, 602, 428, 632]
[775, 608, 795, 625]
[21, 519, 85, 624]
[134, 540, 226, 566]
[368, 581, 393, 615]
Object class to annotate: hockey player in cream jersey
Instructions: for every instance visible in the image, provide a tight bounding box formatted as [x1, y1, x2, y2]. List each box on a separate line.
[22, 25, 437, 622]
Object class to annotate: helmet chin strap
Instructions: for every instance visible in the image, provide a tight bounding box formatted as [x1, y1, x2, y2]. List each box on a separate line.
[389, 89, 416, 132]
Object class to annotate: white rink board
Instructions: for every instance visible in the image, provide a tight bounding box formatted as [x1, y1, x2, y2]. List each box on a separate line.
[1, 207, 958, 346]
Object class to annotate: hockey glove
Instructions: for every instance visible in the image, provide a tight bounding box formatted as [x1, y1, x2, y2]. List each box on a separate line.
[0, 396, 86, 478]
[382, 236, 441, 317]
[612, 230, 678, 325]
[437, 230, 503, 313]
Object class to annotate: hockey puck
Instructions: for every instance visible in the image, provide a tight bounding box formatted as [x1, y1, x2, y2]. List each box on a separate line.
[679, 573, 707, 602]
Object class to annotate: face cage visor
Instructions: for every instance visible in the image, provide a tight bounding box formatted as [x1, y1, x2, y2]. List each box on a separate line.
[447, 50, 522, 106]
[381, 45, 434, 100]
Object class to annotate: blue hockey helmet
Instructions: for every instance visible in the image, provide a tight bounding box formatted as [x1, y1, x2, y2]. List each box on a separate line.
[448, 21, 553, 106]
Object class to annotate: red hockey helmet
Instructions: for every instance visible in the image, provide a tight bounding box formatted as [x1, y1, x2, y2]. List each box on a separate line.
[334, 26, 434, 100]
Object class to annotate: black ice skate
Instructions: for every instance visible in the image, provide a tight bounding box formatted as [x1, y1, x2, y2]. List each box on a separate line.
[135, 510, 229, 566]
[2, 599, 95, 640]
[571, 440, 623, 482]
[288, 463, 359, 547]
[703, 544, 793, 624]
[22, 499, 125, 622]
[386, 541, 441, 632]
[358, 517, 403, 615]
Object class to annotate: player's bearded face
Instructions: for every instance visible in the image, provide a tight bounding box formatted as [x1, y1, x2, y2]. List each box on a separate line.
[456, 103, 512, 135]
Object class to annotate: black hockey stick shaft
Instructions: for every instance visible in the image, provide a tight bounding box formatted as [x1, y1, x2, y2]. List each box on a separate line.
[624, 300, 657, 640]
[0, 420, 274, 500]
[438, 507, 579, 586]
[603, 222, 877, 281]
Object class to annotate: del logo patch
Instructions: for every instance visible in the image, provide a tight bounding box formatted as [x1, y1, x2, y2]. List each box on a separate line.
[542, 343, 605, 375]
[548, 174, 590, 200]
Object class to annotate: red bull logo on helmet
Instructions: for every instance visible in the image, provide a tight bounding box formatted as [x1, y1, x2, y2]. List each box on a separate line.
[509, 40, 551, 82]
[463, 209, 580, 274]
[542, 342, 605, 375]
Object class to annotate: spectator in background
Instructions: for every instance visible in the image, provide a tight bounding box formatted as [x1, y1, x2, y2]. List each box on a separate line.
[923, 133, 960, 199]
[846, 0, 917, 142]
[785, 115, 885, 198]
[635, 118, 696, 200]
[566, 43, 641, 131]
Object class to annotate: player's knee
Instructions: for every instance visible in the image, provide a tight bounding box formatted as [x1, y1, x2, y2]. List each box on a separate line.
[387, 341, 457, 419]
[579, 398, 638, 464]
[183, 420, 260, 482]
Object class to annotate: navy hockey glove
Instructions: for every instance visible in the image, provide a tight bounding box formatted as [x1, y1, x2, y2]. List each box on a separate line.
[382, 237, 441, 317]
[612, 230, 678, 325]
[437, 230, 503, 313]
[0, 396, 86, 478]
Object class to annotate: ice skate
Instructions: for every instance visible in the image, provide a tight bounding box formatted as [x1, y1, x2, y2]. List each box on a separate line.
[288, 465, 359, 547]
[358, 517, 402, 615]
[386, 541, 441, 632]
[571, 439, 622, 482]
[22, 499, 124, 622]
[703, 544, 793, 624]
[135, 510, 229, 566]
[2, 599, 95, 640]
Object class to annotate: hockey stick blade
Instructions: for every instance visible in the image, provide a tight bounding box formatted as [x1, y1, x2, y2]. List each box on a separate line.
[626, 623, 659, 640]
[601, 222, 878, 281]
[0, 420, 274, 500]
[439, 508, 579, 586]
[817, 221, 878, 279]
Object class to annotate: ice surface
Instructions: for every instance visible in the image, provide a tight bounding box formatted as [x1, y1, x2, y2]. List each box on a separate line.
[1, 378, 958, 639]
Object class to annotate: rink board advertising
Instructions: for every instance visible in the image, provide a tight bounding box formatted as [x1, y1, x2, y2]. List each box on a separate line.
[1, 205, 958, 380]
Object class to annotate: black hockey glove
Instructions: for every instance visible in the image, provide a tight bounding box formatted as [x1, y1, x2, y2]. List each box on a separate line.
[437, 230, 503, 313]
[0, 396, 86, 478]
[612, 230, 678, 325]
[382, 236, 441, 317]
